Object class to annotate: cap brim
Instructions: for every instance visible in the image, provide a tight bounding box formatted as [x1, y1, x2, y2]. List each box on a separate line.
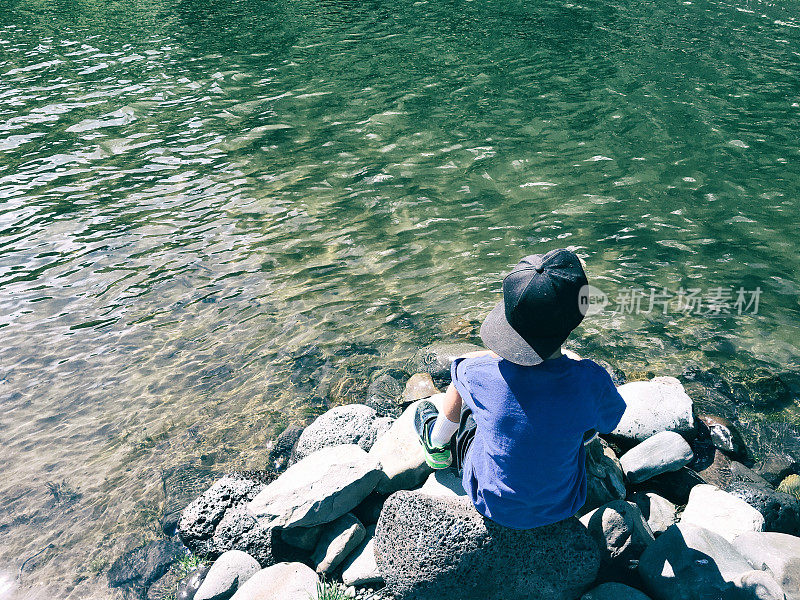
[479, 301, 544, 366]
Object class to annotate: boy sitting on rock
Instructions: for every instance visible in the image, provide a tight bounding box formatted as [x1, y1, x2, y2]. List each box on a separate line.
[415, 249, 626, 529]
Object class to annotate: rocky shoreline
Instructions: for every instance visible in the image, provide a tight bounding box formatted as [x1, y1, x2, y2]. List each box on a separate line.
[107, 344, 800, 600]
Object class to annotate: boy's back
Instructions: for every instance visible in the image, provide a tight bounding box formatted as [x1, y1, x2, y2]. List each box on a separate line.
[451, 353, 626, 530]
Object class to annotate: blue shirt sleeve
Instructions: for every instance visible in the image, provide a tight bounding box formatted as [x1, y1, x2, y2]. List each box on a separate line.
[450, 357, 475, 410]
[595, 372, 626, 433]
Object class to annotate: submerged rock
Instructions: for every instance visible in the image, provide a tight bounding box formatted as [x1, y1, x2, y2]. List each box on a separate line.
[364, 369, 407, 418]
[408, 343, 482, 383]
[266, 425, 304, 472]
[375, 489, 600, 600]
[248, 445, 381, 529]
[107, 538, 184, 593]
[612, 377, 695, 443]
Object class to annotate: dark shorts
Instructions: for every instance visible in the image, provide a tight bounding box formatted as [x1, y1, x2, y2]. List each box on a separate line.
[453, 405, 477, 474]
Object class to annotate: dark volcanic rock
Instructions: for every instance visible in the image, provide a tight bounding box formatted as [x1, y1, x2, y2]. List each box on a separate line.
[726, 481, 800, 536]
[108, 538, 184, 594]
[177, 474, 269, 563]
[206, 506, 276, 566]
[267, 424, 304, 472]
[374, 490, 601, 600]
[160, 464, 216, 535]
[753, 454, 800, 487]
[291, 404, 381, 461]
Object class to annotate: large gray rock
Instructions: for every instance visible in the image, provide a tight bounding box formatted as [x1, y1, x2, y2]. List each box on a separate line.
[620, 431, 694, 484]
[581, 582, 653, 600]
[409, 343, 482, 382]
[178, 474, 266, 556]
[579, 501, 655, 573]
[582, 438, 626, 515]
[638, 523, 755, 600]
[248, 445, 381, 529]
[229, 562, 319, 600]
[727, 482, 800, 536]
[629, 492, 678, 536]
[612, 377, 695, 442]
[733, 531, 800, 599]
[195, 550, 260, 600]
[368, 396, 443, 494]
[107, 538, 183, 593]
[680, 484, 765, 543]
[207, 506, 276, 566]
[292, 404, 381, 461]
[374, 490, 601, 600]
[341, 526, 382, 587]
[311, 513, 366, 574]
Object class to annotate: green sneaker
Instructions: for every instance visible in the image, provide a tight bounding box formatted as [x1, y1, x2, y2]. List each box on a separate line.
[413, 400, 453, 469]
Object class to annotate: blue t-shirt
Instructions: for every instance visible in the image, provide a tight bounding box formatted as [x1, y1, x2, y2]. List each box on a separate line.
[451, 354, 626, 530]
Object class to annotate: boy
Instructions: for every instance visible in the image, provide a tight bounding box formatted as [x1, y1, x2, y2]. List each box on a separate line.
[414, 249, 626, 530]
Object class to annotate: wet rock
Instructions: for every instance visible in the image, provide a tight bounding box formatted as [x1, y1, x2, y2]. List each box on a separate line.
[248, 444, 381, 529]
[638, 523, 754, 600]
[176, 564, 210, 600]
[729, 570, 788, 600]
[228, 562, 319, 600]
[418, 469, 467, 499]
[292, 405, 381, 461]
[611, 377, 695, 443]
[777, 474, 800, 500]
[582, 438, 626, 515]
[267, 425, 304, 472]
[364, 370, 406, 418]
[579, 500, 655, 574]
[694, 448, 735, 489]
[408, 343, 482, 383]
[732, 531, 800, 599]
[727, 481, 800, 535]
[754, 455, 799, 488]
[730, 461, 772, 487]
[680, 484, 765, 543]
[195, 550, 260, 600]
[161, 465, 216, 535]
[697, 414, 748, 461]
[311, 513, 366, 574]
[581, 582, 652, 600]
[341, 526, 382, 587]
[628, 492, 678, 536]
[374, 489, 600, 600]
[352, 492, 387, 527]
[741, 367, 792, 411]
[280, 526, 322, 551]
[146, 565, 182, 600]
[368, 396, 442, 494]
[620, 431, 694, 485]
[178, 474, 266, 554]
[108, 538, 184, 593]
[401, 373, 440, 405]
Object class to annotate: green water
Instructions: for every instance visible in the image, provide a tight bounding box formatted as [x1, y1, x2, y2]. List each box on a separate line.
[1, 0, 799, 596]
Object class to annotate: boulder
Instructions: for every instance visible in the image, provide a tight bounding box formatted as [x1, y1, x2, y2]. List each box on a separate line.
[402, 373, 440, 405]
[374, 490, 601, 600]
[729, 570, 789, 600]
[341, 526, 382, 587]
[693, 449, 735, 489]
[280, 526, 322, 552]
[201, 506, 275, 566]
[612, 377, 695, 443]
[629, 492, 678, 536]
[579, 501, 655, 573]
[582, 438, 626, 515]
[248, 445, 381, 529]
[161, 464, 216, 535]
[755, 456, 799, 488]
[178, 474, 266, 556]
[732, 531, 800, 599]
[107, 538, 184, 593]
[638, 523, 755, 600]
[195, 550, 260, 600]
[581, 582, 653, 600]
[408, 343, 482, 383]
[267, 425, 304, 472]
[418, 470, 467, 499]
[727, 482, 800, 536]
[620, 431, 694, 484]
[292, 405, 380, 461]
[680, 484, 765, 543]
[228, 562, 319, 600]
[368, 397, 444, 494]
[310, 513, 365, 574]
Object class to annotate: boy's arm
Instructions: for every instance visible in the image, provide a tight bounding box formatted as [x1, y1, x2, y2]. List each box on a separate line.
[443, 383, 463, 422]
